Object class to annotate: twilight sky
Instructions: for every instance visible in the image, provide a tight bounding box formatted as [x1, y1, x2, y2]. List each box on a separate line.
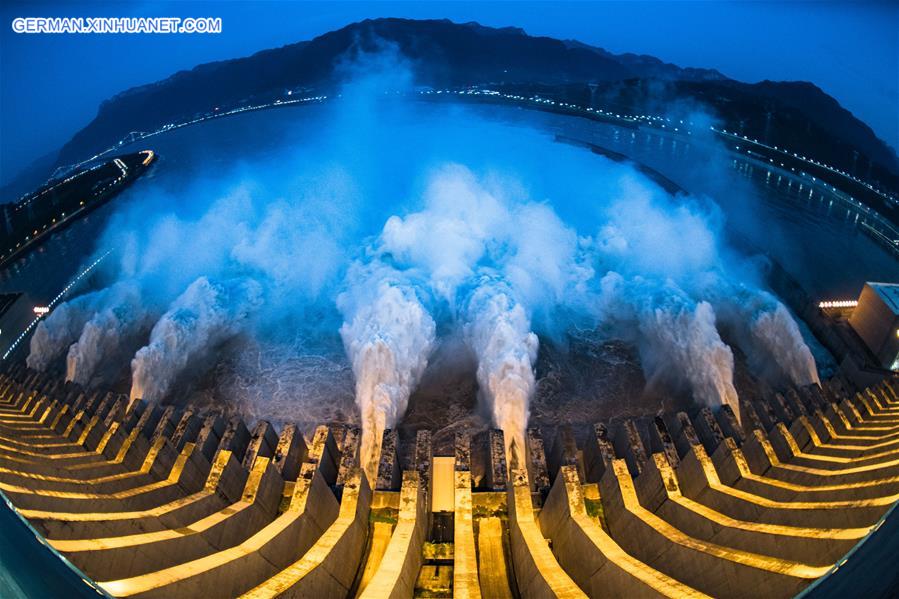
[1, 0, 896, 187]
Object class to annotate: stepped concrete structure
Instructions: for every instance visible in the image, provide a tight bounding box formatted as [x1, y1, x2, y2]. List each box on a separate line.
[0, 362, 898, 598]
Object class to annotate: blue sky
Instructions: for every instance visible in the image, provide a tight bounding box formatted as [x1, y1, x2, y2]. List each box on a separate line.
[1, 0, 896, 187]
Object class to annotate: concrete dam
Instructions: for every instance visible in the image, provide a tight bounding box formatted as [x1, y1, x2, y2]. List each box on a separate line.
[1, 363, 898, 597]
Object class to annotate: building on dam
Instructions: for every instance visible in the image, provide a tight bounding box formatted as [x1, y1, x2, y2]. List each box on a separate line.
[849, 282, 899, 371]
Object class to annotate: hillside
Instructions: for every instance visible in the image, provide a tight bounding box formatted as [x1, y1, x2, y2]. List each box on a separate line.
[30, 18, 899, 196]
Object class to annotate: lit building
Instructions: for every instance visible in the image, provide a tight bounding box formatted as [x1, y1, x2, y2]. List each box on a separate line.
[848, 282, 899, 370]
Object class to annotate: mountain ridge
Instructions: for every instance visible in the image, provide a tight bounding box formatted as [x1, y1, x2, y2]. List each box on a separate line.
[9, 17, 898, 197]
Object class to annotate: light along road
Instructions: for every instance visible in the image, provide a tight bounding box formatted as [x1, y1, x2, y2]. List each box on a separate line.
[46, 86, 896, 212]
[23, 88, 899, 262]
[2, 250, 111, 361]
[1, 150, 155, 267]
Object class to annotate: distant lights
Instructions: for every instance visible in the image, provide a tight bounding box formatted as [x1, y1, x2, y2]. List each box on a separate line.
[818, 300, 858, 309]
[2, 250, 110, 360]
[42, 86, 897, 210]
[32, 306, 49, 315]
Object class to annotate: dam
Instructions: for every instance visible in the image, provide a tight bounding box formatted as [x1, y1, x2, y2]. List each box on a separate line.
[0, 91, 896, 599]
[0, 150, 155, 269]
[0, 364, 898, 597]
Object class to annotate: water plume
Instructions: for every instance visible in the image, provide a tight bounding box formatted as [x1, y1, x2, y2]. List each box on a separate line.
[750, 302, 819, 386]
[597, 272, 739, 417]
[377, 164, 589, 452]
[27, 290, 108, 371]
[712, 286, 820, 387]
[66, 282, 151, 387]
[464, 282, 538, 456]
[338, 264, 436, 480]
[645, 299, 739, 417]
[130, 277, 263, 403]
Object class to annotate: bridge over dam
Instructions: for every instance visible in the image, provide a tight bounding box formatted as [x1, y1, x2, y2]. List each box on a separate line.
[0, 150, 156, 270]
[0, 362, 897, 597]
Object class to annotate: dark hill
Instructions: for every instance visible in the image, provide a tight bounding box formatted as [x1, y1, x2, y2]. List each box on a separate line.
[44, 18, 899, 195]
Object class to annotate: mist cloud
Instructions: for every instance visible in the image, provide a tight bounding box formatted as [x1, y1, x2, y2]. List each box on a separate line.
[338, 262, 436, 479]
[23, 48, 823, 462]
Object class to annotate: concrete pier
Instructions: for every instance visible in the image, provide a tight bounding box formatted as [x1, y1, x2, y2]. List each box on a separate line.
[0, 366, 897, 598]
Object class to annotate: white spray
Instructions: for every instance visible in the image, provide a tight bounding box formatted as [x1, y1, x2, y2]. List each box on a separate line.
[746, 296, 820, 386]
[66, 282, 152, 387]
[598, 272, 740, 418]
[130, 276, 263, 403]
[338, 267, 436, 481]
[464, 282, 538, 456]
[379, 165, 589, 453]
[741, 291, 820, 386]
[27, 290, 108, 371]
[702, 277, 820, 389]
